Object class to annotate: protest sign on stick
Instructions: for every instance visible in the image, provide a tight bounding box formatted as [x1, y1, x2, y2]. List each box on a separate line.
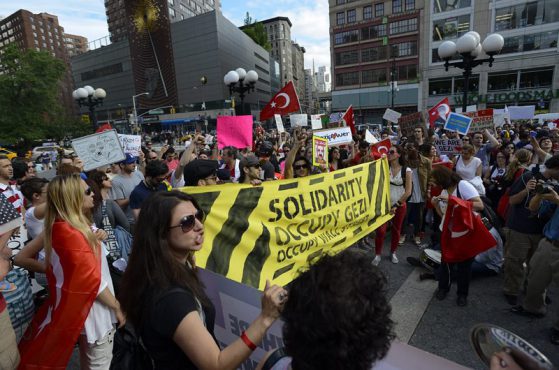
[312, 136, 328, 167]
[71, 130, 126, 171]
[274, 114, 285, 133]
[444, 113, 472, 135]
[217, 115, 253, 150]
[464, 109, 494, 133]
[434, 138, 463, 156]
[117, 134, 141, 156]
[313, 126, 353, 146]
[383, 108, 402, 123]
[399, 112, 424, 137]
[290, 114, 308, 127]
[311, 114, 322, 130]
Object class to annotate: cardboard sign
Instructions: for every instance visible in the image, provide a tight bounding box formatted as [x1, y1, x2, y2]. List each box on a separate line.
[508, 105, 535, 120]
[274, 114, 285, 133]
[464, 109, 494, 133]
[312, 126, 353, 146]
[290, 114, 308, 127]
[399, 112, 424, 137]
[117, 134, 141, 156]
[365, 129, 378, 144]
[444, 113, 472, 135]
[311, 114, 322, 130]
[434, 139, 463, 156]
[217, 115, 253, 150]
[383, 108, 402, 123]
[71, 130, 126, 171]
[312, 136, 328, 167]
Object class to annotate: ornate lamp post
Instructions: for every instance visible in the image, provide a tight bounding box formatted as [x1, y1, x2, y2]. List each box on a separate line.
[73, 86, 107, 130]
[438, 32, 504, 113]
[223, 68, 259, 115]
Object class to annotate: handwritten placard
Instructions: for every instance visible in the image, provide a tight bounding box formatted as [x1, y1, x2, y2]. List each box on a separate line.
[117, 134, 141, 156]
[311, 114, 322, 130]
[383, 108, 402, 123]
[290, 114, 308, 127]
[434, 139, 463, 156]
[71, 130, 126, 171]
[274, 114, 285, 133]
[399, 112, 424, 137]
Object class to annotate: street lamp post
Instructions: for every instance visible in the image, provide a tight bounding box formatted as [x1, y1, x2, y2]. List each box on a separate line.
[437, 32, 504, 113]
[73, 85, 106, 130]
[132, 92, 149, 133]
[223, 68, 259, 115]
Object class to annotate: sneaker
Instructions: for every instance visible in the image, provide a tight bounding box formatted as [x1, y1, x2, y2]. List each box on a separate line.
[457, 295, 468, 307]
[391, 253, 399, 264]
[414, 236, 421, 245]
[510, 306, 545, 318]
[372, 255, 381, 266]
[399, 235, 406, 245]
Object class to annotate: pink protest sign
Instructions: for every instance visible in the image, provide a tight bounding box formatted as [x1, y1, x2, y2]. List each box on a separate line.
[217, 115, 253, 150]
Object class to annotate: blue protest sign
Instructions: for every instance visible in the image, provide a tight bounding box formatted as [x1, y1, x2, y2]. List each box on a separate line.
[444, 113, 472, 135]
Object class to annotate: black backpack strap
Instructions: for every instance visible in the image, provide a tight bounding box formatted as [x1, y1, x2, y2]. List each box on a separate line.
[260, 347, 288, 370]
[456, 181, 462, 199]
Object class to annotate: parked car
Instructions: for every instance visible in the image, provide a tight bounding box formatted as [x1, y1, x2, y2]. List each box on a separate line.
[31, 146, 72, 161]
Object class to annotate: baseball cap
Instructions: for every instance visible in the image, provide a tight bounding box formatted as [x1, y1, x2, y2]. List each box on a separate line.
[120, 153, 137, 165]
[183, 159, 219, 186]
[239, 155, 260, 173]
[259, 141, 273, 156]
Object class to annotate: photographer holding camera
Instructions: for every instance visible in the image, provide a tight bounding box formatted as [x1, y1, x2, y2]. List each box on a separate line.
[510, 155, 559, 345]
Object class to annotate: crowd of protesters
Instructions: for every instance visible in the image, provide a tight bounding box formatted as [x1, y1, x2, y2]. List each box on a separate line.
[0, 116, 557, 369]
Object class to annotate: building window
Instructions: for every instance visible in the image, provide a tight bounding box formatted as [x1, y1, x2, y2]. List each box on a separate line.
[361, 46, 387, 62]
[432, 15, 470, 41]
[347, 9, 356, 23]
[455, 76, 479, 93]
[389, 18, 417, 35]
[335, 50, 359, 65]
[434, 0, 471, 13]
[405, 0, 415, 10]
[336, 72, 359, 86]
[391, 41, 417, 57]
[519, 69, 554, 89]
[336, 12, 345, 25]
[500, 31, 558, 54]
[495, 0, 559, 32]
[336, 0, 345, 4]
[169, 7, 176, 17]
[334, 29, 359, 45]
[397, 64, 417, 80]
[429, 78, 452, 95]
[361, 24, 387, 39]
[363, 6, 373, 20]
[375, 3, 384, 16]
[362, 68, 387, 84]
[488, 72, 518, 91]
[393, 0, 403, 13]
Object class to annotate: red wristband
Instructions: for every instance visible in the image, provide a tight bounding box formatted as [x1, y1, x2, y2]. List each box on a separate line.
[241, 331, 257, 351]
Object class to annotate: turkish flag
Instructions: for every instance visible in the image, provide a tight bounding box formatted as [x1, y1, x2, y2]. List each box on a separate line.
[18, 221, 101, 369]
[370, 138, 392, 159]
[260, 81, 301, 121]
[342, 105, 356, 134]
[428, 98, 451, 128]
[440, 196, 496, 263]
[95, 122, 113, 133]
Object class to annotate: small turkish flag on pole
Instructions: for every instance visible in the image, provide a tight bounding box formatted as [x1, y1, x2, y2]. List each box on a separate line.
[341, 105, 356, 134]
[260, 81, 301, 121]
[371, 138, 392, 159]
[428, 97, 451, 128]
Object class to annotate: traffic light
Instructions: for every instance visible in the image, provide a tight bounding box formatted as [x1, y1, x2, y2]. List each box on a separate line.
[81, 114, 90, 123]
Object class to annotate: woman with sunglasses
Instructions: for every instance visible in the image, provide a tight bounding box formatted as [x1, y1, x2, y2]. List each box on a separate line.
[119, 191, 287, 369]
[372, 146, 412, 266]
[19, 174, 124, 369]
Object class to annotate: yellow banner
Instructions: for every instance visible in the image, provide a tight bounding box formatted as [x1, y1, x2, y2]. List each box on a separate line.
[180, 158, 392, 289]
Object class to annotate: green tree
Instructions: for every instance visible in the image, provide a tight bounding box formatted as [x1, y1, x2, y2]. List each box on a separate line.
[0, 44, 67, 143]
[242, 12, 271, 51]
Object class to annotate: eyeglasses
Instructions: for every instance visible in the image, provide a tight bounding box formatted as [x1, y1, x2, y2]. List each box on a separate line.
[294, 164, 307, 170]
[388, 149, 397, 154]
[169, 209, 205, 233]
[84, 188, 93, 196]
[249, 163, 261, 169]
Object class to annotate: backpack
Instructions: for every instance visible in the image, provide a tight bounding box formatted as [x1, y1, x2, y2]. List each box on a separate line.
[110, 287, 192, 370]
[260, 347, 289, 370]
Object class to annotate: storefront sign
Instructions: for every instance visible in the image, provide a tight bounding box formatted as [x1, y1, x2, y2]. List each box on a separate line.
[454, 89, 559, 105]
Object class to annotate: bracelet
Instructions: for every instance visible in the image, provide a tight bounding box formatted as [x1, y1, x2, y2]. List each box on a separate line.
[240, 331, 257, 351]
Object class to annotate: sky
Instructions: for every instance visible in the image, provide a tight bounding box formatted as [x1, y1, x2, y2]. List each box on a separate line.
[0, 0, 331, 72]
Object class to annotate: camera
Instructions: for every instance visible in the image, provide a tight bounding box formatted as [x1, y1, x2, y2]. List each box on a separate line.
[535, 182, 559, 195]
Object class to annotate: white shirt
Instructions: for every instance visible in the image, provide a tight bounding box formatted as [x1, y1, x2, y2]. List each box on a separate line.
[389, 167, 412, 205]
[438, 180, 479, 230]
[456, 156, 482, 181]
[25, 207, 44, 240]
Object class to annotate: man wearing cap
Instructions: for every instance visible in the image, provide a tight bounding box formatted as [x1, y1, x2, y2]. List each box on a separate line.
[130, 159, 169, 220]
[109, 154, 144, 229]
[239, 155, 263, 185]
[258, 141, 276, 181]
[183, 159, 219, 186]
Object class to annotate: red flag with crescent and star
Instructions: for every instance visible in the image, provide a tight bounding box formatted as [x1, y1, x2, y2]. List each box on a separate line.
[341, 105, 356, 134]
[428, 97, 451, 128]
[260, 81, 301, 121]
[370, 138, 392, 159]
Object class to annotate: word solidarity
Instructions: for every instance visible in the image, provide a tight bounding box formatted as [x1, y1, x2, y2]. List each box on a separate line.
[182, 159, 392, 289]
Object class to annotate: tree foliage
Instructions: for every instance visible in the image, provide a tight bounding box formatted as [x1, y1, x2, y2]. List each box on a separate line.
[0, 44, 72, 144]
[242, 12, 271, 51]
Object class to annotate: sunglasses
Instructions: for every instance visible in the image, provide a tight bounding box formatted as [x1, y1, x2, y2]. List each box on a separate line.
[294, 164, 307, 170]
[169, 209, 205, 233]
[84, 187, 93, 196]
[388, 149, 397, 154]
[249, 163, 261, 169]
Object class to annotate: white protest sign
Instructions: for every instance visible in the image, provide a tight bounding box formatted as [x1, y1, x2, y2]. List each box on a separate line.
[455, 105, 477, 114]
[365, 129, 378, 144]
[205, 134, 214, 145]
[71, 130, 126, 171]
[274, 114, 285, 133]
[313, 126, 353, 146]
[311, 114, 322, 130]
[434, 138, 463, 156]
[508, 105, 535, 120]
[117, 134, 141, 156]
[383, 108, 402, 123]
[290, 114, 308, 127]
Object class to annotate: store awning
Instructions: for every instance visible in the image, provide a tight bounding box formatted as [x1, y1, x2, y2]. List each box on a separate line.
[160, 118, 195, 125]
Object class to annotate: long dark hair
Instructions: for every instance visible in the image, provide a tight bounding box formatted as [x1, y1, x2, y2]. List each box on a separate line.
[390, 145, 406, 168]
[119, 190, 210, 327]
[430, 165, 461, 189]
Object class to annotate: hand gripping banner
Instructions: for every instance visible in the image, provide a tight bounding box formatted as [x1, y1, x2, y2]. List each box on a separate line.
[181, 158, 392, 289]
